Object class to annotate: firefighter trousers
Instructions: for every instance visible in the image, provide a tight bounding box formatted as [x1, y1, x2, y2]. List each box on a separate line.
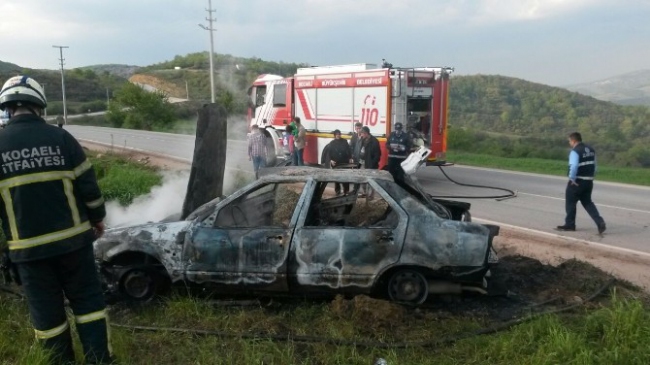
[16, 244, 113, 364]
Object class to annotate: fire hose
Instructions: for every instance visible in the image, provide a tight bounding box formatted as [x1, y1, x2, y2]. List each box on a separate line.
[428, 165, 518, 201]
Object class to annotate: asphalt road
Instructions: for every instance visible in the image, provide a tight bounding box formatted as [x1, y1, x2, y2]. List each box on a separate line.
[66, 125, 650, 254]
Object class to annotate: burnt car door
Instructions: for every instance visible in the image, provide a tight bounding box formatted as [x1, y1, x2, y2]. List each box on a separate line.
[183, 181, 309, 292]
[289, 179, 408, 293]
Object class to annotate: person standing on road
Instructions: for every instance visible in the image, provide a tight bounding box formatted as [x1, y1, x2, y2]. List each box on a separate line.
[0, 75, 113, 364]
[293, 117, 307, 166]
[325, 129, 352, 195]
[248, 125, 268, 179]
[555, 132, 606, 234]
[283, 124, 295, 163]
[350, 122, 363, 166]
[387, 122, 412, 185]
[349, 122, 364, 193]
[359, 126, 381, 199]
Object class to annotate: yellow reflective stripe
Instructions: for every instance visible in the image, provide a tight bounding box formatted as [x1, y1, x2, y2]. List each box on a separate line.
[86, 197, 105, 209]
[8, 221, 92, 251]
[63, 179, 80, 225]
[34, 321, 69, 340]
[0, 189, 19, 240]
[0, 170, 75, 190]
[73, 159, 92, 177]
[75, 309, 107, 324]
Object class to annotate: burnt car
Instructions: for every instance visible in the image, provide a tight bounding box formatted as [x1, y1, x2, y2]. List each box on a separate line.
[94, 167, 499, 305]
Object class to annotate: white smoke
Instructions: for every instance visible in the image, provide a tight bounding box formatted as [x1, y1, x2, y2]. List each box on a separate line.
[105, 170, 189, 227]
[104, 166, 254, 228]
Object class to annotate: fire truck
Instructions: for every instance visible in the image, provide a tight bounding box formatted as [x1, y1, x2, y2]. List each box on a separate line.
[247, 63, 453, 168]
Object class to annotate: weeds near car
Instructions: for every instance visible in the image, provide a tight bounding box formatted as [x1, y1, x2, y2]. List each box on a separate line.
[2, 290, 649, 365]
[90, 152, 162, 206]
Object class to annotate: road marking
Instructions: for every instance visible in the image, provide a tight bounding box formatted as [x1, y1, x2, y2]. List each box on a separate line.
[475, 217, 650, 259]
[518, 192, 650, 214]
[453, 165, 650, 191]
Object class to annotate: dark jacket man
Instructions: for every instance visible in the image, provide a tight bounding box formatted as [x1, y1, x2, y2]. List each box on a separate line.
[325, 130, 352, 195]
[326, 130, 352, 166]
[360, 126, 381, 169]
[350, 122, 363, 165]
[0, 75, 113, 364]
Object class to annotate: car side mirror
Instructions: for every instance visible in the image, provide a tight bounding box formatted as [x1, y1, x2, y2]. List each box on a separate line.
[176, 231, 186, 245]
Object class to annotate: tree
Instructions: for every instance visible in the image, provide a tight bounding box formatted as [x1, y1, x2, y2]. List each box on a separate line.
[106, 83, 175, 130]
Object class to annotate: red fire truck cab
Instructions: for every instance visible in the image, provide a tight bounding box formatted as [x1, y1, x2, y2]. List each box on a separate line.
[247, 63, 453, 168]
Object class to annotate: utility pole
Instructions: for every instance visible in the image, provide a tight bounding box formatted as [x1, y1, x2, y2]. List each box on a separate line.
[52, 45, 69, 125]
[42, 83, 47, 118]
[199, 0, 216, 103]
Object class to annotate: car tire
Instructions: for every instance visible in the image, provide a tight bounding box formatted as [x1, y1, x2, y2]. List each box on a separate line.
[387, 269, 429, 305]
[119, 267, 164, 302]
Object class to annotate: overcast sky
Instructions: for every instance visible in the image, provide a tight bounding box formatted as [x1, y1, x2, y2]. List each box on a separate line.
[1, 0, 649, 86]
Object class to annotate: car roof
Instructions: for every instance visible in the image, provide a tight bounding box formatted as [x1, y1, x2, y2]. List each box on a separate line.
[258, 166, 394, 183]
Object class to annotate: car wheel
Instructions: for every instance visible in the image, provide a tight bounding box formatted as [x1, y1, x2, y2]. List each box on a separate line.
[387, 269, 428, 305]
[120, 268, 160, 302]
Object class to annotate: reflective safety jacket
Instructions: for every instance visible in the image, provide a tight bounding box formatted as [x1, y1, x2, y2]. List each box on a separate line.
[387, 131, 411, 159]
[0, 114, 106, 263]
[569, 142, 596, 180]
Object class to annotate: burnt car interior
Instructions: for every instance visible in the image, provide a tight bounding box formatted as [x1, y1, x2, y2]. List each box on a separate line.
[305, 181, 398, 228]
[213, 182, 304, 228]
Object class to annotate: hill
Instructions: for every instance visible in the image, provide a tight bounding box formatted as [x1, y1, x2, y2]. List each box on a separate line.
[0, 60, 21, 73]
[449, 75, 650, 166]
[79, 64, 141, 79]
[565, 69, 650, 106]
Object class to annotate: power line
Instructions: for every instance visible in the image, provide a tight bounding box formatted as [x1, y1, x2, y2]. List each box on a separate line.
[199, 0, 216, 103]
[52, 45, 69, 126]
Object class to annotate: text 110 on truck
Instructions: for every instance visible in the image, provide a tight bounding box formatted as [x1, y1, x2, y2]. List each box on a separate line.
[247, 63, 453, 168]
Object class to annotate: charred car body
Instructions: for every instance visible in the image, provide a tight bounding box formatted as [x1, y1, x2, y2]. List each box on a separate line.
[94, 167, 499, 304]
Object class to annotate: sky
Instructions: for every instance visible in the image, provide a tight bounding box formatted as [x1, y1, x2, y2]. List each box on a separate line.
[1, 0, 649, 87]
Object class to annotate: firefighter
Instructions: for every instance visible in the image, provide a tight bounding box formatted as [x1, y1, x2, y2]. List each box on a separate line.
[0, 76, 113, 364]
[387, 122, 412, 185]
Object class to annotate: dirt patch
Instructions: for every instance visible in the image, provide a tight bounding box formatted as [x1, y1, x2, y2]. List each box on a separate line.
[325, 253, 629, 333]
[493, 226, 650, 291]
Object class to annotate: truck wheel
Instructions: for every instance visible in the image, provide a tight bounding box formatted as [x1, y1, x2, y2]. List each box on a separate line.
[264, 135, 277, 167]
[387, 269, 428, 305]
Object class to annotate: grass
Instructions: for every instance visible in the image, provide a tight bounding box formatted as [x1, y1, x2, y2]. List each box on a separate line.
[448, 152, 650, 186]
[90, 152, 162, 206]
[1, 290, 649, 365]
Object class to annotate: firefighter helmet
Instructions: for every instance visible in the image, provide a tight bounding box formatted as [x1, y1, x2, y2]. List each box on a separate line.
[0, 75, 47, 111]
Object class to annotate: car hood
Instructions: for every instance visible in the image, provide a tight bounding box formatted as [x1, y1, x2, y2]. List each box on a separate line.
[94, 220, 192, 261]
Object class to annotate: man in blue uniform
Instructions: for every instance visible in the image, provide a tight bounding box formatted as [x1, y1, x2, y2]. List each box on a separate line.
[555, 132, 606, 234]
[0, 75, 113, 364]
[386, 122, 411, 185]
